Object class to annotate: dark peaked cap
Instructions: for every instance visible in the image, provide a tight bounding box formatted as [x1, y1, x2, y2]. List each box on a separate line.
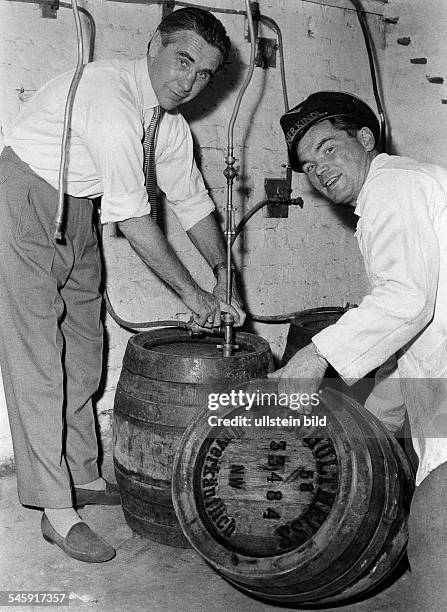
[280, 91, 380, 172]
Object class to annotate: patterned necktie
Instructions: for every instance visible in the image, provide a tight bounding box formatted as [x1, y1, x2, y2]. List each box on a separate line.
[143, 105, 162, 224]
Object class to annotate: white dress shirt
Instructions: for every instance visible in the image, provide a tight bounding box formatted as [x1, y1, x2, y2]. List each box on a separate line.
[313, 153, 447, 485]
[6, 56, 215, 228]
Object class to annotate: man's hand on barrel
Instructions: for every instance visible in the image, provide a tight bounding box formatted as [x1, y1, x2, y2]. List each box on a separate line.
[268, 343, 328, 413]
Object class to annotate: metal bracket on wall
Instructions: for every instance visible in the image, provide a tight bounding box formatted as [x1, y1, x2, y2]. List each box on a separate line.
[255, 37, 277, 69]
[264, 178, 290, 218]
[40, 0, 59, 19]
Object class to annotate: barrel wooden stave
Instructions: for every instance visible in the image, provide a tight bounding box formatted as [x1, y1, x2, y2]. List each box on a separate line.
[113, 329, 274, 548]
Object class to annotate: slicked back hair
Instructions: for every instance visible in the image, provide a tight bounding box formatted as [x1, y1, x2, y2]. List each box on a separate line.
[155, 7, 230, 69]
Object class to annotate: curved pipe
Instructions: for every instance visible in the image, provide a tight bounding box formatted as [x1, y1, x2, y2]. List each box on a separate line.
[231, 198, 314, 323]
[351, 0, 386, 151]
[259, 15, 288, 112]
[60, 3, 96, 63]
[250, 306, 351, 324]
[231, 198, 302, 248]
[53, 3, 95, 241]
[104, 290, 190, 332]
[54, 0, 85, 240]
[104, 289, 229, 335]
[227, 1, 257, 160]
[9, 1, 96, 61]
[173, 1, 247, 15]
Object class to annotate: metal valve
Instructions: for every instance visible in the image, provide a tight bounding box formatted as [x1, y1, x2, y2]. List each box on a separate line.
[217, 312, 239, 357]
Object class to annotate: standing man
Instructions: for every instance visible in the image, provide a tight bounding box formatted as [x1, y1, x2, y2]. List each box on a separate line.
[0, 7, 244, 563]
[271, 91, 447, 610]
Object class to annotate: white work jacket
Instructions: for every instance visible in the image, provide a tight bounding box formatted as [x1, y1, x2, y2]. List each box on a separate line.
[313, 153, 447, 485]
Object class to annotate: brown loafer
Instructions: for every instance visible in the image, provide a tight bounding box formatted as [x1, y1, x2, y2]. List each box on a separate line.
[73, 480, 121, 509]
[41, 513, 116, 563]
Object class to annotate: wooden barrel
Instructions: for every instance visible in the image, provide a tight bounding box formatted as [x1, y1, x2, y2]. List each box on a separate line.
[281, 307, 349, 366]
[113, 329, 274, 548]
[281, 306, 376, 404]
[172, 379, 414, 605]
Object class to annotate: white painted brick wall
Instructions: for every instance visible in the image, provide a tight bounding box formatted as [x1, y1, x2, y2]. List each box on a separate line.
[1, 0, 423, 467]
[383, 0, 447, 164]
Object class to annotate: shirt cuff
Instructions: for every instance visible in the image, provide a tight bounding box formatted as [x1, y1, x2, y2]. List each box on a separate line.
[312, 327, 364, 384]
[100, 188, 150, 224]
[168, 192, 215, 231]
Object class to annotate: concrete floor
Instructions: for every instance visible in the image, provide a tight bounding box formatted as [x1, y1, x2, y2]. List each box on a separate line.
[0, 465, 413, 612]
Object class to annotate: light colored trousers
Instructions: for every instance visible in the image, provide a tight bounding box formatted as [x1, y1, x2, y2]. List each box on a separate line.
[0, 147, 103, 508]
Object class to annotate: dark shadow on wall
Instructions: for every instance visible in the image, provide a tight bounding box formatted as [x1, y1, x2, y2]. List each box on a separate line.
[178, 42, 247, 219]
[180, 41, 257, 287]
[181, 43, 244, 123]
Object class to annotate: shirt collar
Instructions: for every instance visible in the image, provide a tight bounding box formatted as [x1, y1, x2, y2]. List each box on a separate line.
[354, 152, 390, 217]
[134, 56, 159, 112]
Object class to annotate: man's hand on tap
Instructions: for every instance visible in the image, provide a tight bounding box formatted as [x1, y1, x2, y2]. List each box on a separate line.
[212, 273, 246, 328]
[181, 285, 241, 330]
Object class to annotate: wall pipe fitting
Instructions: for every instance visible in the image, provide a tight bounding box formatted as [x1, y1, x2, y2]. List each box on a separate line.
[231, 197, 304, 249]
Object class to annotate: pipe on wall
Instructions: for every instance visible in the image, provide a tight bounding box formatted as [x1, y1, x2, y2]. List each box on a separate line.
[54, 0, 85, 240]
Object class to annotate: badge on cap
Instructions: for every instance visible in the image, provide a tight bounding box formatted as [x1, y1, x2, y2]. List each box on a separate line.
[285, 110, 328, 147]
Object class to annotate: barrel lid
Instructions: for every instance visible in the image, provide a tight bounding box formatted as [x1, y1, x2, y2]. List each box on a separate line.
[172, 380, 378, 576]
[123, 329, 274, 383]
[172, 380, 414, 604]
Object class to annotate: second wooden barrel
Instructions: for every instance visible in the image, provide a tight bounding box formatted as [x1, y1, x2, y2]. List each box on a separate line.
[281, 306, 376, 404]
[113, 328, 274, 547]
[281, 306, 348, 366]
[172, 379, 414, 605]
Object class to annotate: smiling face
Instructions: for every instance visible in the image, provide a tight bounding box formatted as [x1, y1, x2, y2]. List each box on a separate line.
[148, 30, 223, 111]
[297, 119, 377, 206]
